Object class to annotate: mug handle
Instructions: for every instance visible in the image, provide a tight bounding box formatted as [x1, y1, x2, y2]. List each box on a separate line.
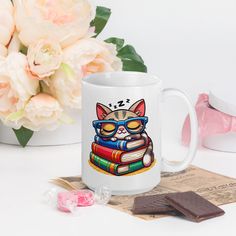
[161, 88, 198, 172]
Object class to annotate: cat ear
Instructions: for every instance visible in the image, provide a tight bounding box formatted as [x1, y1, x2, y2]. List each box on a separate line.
[96, 103, 112, 120]
[129, 99, 146, 116]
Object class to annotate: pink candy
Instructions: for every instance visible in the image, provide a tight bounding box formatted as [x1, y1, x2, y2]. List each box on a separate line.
[74, 190, 95, 206]
[57, 191, 78, 213]
[57, 190, 95, 213]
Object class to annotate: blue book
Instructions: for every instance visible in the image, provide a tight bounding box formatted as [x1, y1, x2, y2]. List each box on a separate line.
[94, 135, 147, 151]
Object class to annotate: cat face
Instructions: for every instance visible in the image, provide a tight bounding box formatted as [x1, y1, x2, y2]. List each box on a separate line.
[96, 99, 146, 140]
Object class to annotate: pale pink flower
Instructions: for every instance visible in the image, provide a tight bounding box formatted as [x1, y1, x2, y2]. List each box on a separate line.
[27, 39, 62, 79]
[0, 53, 39, 128]
[23, 93, 63, 131]
[0, 45, 7, 57]
[50, 38, 122, 109]
[8, 32, 21, 54]
[14, 0, 93, 48]
[0, 0, 15, 56]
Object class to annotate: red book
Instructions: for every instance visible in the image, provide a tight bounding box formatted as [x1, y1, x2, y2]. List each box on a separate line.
[91, 142, 148, 164]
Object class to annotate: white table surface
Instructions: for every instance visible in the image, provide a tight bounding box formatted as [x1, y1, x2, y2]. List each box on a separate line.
[0, 107, 235, 236]
[1, 0, 235, 234]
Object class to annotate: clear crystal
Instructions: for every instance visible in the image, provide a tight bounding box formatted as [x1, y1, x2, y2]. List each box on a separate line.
[95, 186, 111, 205]
[42, 188, 58, 207]
[63, 199, 78, 214]
[57, 191, 78, 213]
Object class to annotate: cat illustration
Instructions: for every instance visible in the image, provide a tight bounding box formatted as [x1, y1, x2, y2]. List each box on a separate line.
[95, 99, 154, 167]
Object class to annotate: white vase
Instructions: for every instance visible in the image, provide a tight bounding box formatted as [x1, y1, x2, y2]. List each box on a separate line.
[0, 110, 82, 146]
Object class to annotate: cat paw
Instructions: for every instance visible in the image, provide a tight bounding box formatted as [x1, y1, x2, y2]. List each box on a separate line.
[125, 136, 132, 141]
[143, 154, 152, 167]
[111, 137, 117, 142]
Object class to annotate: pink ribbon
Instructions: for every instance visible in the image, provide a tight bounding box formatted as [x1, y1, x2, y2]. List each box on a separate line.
[182, 93, 236, 145]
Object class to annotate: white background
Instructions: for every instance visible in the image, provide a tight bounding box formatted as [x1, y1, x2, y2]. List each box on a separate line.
[91, 0, 236, 150]
[1, 1, 236, 235]
[92, 0, 236, 97]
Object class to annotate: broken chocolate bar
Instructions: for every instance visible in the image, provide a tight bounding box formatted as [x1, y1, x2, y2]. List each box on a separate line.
[165, 191, 225, 222]
[132, 194, 176, 215]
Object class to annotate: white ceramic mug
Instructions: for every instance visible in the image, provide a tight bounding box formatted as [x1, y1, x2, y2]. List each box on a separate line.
[82, 72, 198, 195]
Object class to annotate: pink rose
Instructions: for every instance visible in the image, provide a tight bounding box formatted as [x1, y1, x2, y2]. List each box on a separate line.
[8, 33, 21, 55]
[23, 93, 63, 131]
[0, 0, 15, 56]
[49, 38, 122, 109]
[27, 39, 62, 79]
[0, 53, 39, 128]
[14, 0, 93, 48]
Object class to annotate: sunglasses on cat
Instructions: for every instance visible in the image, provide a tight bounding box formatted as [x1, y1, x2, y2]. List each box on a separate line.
[93, 117, 148, 138]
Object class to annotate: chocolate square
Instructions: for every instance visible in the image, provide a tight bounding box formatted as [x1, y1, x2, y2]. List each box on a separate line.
[132, 194, 176, 215]
[165, 191, 225, 222]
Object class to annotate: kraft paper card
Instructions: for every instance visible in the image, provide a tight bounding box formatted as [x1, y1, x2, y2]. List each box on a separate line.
[51, 166, 236, 220]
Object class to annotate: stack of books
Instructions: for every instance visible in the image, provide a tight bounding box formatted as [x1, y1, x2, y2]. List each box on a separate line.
[90, 135, 150, 176]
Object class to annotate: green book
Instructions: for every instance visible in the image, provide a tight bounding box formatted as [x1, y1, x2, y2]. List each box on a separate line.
[90, 152, 144, 176]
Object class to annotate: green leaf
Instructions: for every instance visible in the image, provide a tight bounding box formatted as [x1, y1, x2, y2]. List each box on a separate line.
[60, 63, 75, 81]
[117, 45, 144, 63]
[104, 37, 125, 50]
[122, 59, 147, 72]
[13, 127, 34, 147]
[90, 6, 111, 37]
[6, 109, 24, 121]
[20, 44, 28, 55]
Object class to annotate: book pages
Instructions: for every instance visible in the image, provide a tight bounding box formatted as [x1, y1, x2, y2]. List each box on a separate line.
[51, 166, 236, 220]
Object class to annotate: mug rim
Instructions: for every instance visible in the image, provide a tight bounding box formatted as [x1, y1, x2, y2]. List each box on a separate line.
[82, 71, 162, 88]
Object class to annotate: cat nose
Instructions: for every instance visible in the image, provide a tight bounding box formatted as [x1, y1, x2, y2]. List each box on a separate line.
[119, 127, 125, 131]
